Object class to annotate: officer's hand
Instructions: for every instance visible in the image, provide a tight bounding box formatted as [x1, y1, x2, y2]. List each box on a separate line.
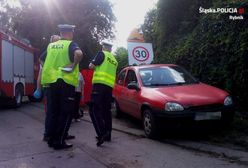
[33, 89, 42, 99]
[65, 63, 75, 69]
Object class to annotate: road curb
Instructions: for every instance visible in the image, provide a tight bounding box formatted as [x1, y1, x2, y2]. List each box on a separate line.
[162, 140, 248, 165]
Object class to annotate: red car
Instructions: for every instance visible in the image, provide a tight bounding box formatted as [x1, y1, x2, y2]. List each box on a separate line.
[113, 64, 234, 138]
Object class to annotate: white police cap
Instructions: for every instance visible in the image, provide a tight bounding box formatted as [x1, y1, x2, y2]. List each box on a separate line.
[58, 24, 76, 32]
[101, 40, 113, 47]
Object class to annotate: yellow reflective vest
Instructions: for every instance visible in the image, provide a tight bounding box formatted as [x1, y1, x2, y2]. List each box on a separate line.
[41, 40, 79, 87]
[92, 51, 118, 88]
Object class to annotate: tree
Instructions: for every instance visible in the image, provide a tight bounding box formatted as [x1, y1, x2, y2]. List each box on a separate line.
[114, 47, 128, 73]
[0, 0, 116, 69]
[0, 0, 22, 33]
[142, 8, 158, 57]
[141, 0, 248, 112]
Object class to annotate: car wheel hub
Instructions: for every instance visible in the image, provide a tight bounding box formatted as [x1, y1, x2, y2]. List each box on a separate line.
[144, 113, 151, 134]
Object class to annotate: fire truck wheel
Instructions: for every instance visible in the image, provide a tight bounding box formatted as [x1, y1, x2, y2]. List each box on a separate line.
[14, 85, 23, 107]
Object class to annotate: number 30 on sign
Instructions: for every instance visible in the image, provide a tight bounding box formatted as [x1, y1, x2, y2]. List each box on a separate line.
[132, 46, 149, 61]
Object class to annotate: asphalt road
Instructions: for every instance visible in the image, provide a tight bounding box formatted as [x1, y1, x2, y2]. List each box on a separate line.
[0, 102, 247, 168]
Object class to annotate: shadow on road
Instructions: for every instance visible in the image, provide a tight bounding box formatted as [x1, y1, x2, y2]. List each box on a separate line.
[114, 112, 231, 142]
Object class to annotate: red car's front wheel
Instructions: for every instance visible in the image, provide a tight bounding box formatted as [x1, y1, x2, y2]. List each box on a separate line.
[143, 109, 158, 139]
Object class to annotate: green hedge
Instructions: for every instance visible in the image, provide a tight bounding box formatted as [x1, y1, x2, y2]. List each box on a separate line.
[152, 1, 248, 113]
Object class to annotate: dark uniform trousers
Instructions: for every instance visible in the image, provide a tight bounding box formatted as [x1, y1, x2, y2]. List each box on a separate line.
[45, 79, 75, 145]
[74, 92, 82, 119]
[89, 83, 112, 139]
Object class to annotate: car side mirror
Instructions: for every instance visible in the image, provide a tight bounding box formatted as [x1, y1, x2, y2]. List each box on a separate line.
[127, 82, 140, 91]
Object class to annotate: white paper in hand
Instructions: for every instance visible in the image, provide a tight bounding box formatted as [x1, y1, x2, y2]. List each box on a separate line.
[60, 67, 73, 72]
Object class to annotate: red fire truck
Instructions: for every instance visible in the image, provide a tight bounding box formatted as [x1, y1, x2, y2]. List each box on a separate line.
[0, 31, 39, 107]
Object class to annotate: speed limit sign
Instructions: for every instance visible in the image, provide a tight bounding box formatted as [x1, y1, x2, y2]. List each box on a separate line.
[128, 42, 154, 65]
[132, 46, 149, 61]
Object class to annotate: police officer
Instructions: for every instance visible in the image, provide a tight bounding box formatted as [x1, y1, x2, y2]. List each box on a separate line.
[89, 40, 118, 147]
[34, 35, 61, 142]
[41, 24, 83, 150]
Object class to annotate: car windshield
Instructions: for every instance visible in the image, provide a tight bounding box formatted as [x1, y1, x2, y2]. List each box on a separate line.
[139, 66, 198, 87]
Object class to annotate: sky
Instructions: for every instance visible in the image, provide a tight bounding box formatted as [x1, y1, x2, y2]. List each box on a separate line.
[109, 0, 158, 49]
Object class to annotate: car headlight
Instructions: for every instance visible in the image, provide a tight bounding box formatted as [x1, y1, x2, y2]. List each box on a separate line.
[224, 96, 233, 106]
[165, 102, 184, 111]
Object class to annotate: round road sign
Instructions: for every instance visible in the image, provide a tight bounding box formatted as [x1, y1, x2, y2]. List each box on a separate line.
[132, 46, 150, 62]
